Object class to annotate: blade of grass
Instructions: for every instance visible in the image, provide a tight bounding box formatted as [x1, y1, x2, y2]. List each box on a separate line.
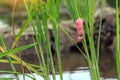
[11, 18, 30, 49]
[116, 0, 120, 79]
[0, 43, 37, 58]
[97, 0, 105, 61]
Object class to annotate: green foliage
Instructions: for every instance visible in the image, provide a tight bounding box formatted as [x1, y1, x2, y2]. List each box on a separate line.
[0, 0, 120, 80]
[23, 0, 62, 80]
[65, 0, 100, 80]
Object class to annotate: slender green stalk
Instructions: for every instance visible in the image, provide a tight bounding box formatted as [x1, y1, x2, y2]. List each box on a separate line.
[0, 43, 37, 58]
[97, 0, 104, 60]
[116, 0, 120, 79]
[11, 18, 29, 49]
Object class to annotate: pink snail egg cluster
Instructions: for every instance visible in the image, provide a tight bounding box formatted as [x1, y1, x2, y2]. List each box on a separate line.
[76, 18, 84, 42]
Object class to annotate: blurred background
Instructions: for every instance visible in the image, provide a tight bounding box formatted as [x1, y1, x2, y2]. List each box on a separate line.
[0, 0, 119, 80]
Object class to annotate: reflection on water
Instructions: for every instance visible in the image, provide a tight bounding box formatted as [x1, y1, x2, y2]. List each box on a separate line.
[0, 68, 117, 80]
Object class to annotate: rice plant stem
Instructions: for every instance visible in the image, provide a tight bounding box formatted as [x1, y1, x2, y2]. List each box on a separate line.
[116, 0, 120, 79]
[97, 0, 104, 61]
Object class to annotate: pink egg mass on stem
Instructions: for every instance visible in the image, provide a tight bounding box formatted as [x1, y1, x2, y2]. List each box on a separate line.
[76, 18, 84, 42]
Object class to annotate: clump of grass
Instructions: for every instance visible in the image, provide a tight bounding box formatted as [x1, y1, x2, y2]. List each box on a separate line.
[65, 0, 102, 80]
[23, 0, 62, 80]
